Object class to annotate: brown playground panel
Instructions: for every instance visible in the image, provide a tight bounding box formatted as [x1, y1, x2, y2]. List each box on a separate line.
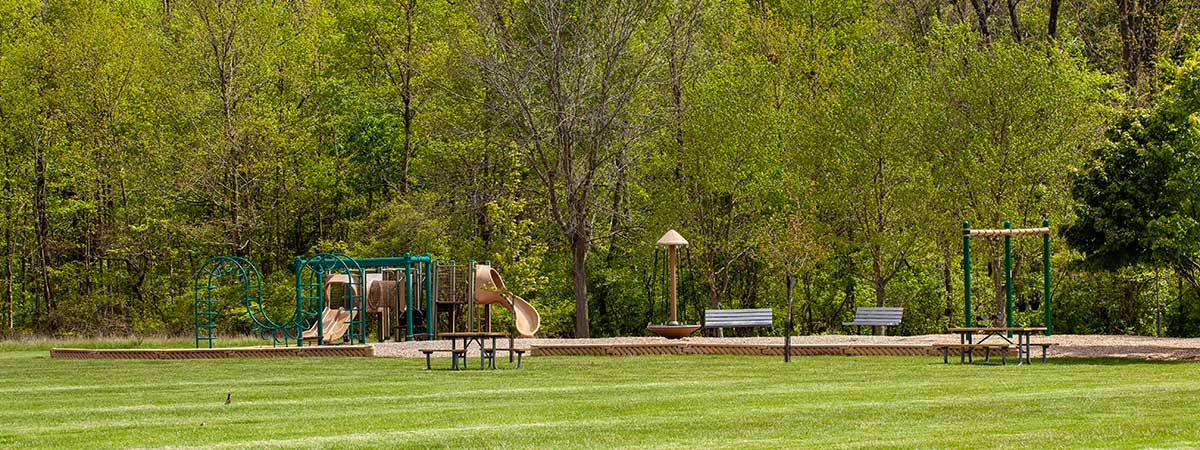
[50, 344, 374, 360]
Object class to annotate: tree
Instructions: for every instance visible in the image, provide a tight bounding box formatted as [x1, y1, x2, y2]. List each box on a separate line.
[463, 0, 658, 337]
[818, 43, 933, 333]
[1066, 52, 1200, 290]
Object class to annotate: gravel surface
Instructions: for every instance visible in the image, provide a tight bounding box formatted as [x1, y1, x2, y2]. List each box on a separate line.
[372, 334, 1200, 361]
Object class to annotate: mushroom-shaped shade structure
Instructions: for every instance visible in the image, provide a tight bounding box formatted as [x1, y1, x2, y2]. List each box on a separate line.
[656, 229, 689, 247]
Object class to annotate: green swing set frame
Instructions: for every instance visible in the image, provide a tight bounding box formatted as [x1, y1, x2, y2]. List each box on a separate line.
[962, 219, 1053, 337]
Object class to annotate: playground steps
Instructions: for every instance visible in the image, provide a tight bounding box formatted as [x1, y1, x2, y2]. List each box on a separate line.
[50, 345, 374, 360]
[528, 343, 953, 357]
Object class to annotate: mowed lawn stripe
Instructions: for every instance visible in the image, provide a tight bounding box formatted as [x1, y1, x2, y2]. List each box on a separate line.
[2, 348, 1199, 449]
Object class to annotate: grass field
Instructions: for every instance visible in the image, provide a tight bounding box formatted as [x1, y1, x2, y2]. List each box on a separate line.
[2, 341, 1199, 449]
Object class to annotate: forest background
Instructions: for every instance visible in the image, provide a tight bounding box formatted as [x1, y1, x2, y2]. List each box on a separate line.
[3, 0, 1199, 339]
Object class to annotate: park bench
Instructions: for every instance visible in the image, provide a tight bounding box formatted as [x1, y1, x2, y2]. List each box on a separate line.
[703, 308, 773, 337]
[843, 307, 903, 335]
[419, 348, 467, 370]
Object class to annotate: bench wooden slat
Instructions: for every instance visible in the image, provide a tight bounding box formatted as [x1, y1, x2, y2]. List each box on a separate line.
[842, 307, 904, 327]
[703, 308, 773, 328]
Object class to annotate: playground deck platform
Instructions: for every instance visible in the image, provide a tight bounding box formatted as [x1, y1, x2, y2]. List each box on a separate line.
[50, 344, 374, 359]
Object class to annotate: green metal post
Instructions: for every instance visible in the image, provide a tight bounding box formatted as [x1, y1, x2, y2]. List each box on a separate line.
[295, 257, 304, 347]
[1005, 220, 1013, 337]
[468, 260, 476, 332]
[963, 221, 972, 328]
[1043, 218, 1052, 336]
[404, 252, 414, 341]
[425, 253, 434, 340]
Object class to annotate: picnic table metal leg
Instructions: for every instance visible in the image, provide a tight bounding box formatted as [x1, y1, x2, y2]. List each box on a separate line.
[472, 338, 482, 369]
[960, 336, 969, 367]
[1026, 335, 1033, 365]
[1017, 334, 1025, 366]
[425, 352, 431, 370]
[967, 334, 974, 363]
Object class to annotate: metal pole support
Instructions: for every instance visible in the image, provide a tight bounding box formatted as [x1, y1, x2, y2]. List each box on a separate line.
[1005, 220, 1013, 338]
[963, 221, 972, 328]
[1043, 218, 1052, 336]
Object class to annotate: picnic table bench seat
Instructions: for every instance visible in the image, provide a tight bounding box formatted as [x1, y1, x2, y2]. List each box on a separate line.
[419, 348, 467, 370]
[482, 347, 527, 369]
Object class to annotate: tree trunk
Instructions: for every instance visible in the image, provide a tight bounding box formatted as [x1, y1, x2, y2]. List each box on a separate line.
[992, 258, 1005, 327]
[1006, 0, 1023, 42]
[803, 271, 814, 334]
[34, 144, 53, 332]
[871, 244, 886, 335]
[571, 233, 590, 338]
[5, 225, 11, 333]
[400, 2, 414, 194]
[943, 245, 954, 323]
[785, 271, 793, 362]
[970, 0, 992, 44]
[1048, 0, 1062, 38]
[1116, 0, 1166, 97]
[4, 147, 11, 333]
[600, 146, 629, 334]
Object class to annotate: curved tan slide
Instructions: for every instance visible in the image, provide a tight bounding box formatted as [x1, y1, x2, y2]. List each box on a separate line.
[301, 307, 357, 342]
[474, 264, 541, 338]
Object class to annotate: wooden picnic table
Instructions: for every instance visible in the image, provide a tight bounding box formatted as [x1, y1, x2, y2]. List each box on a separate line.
[440, 331, 512, 369]
[948, 327, 1047, 365]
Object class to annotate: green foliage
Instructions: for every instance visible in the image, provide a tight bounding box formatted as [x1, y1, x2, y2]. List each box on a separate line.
[1067, 51, 1200, 285]
[0, 0, 1194, 338]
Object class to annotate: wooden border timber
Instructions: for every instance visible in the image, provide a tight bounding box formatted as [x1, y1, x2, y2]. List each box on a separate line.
[967, 227, 1051, 237]
[50, 345, 374, 360]
[528, 343, 939, 357]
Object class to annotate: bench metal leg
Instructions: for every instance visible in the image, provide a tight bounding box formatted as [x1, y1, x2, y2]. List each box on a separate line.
[517, 353, 523, 369]
[984, 347, 990, 362]
[1042, 345, 1048, 364]
[942, 347, 948, 364]
[424, 353, 431, 370]
[1002, 349, 1006, 365]
[451, 353, 459, 370]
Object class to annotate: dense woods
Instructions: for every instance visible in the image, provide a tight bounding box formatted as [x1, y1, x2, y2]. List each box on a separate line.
[3, 0, 1200, 338]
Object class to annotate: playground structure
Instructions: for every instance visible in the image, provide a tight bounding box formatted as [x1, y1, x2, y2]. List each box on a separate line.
[962, 219, 1053, 336]
[194, 253, 540, 348]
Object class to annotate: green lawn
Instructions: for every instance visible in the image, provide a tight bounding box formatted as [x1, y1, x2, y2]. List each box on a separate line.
[1, 343, 1198, 449]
